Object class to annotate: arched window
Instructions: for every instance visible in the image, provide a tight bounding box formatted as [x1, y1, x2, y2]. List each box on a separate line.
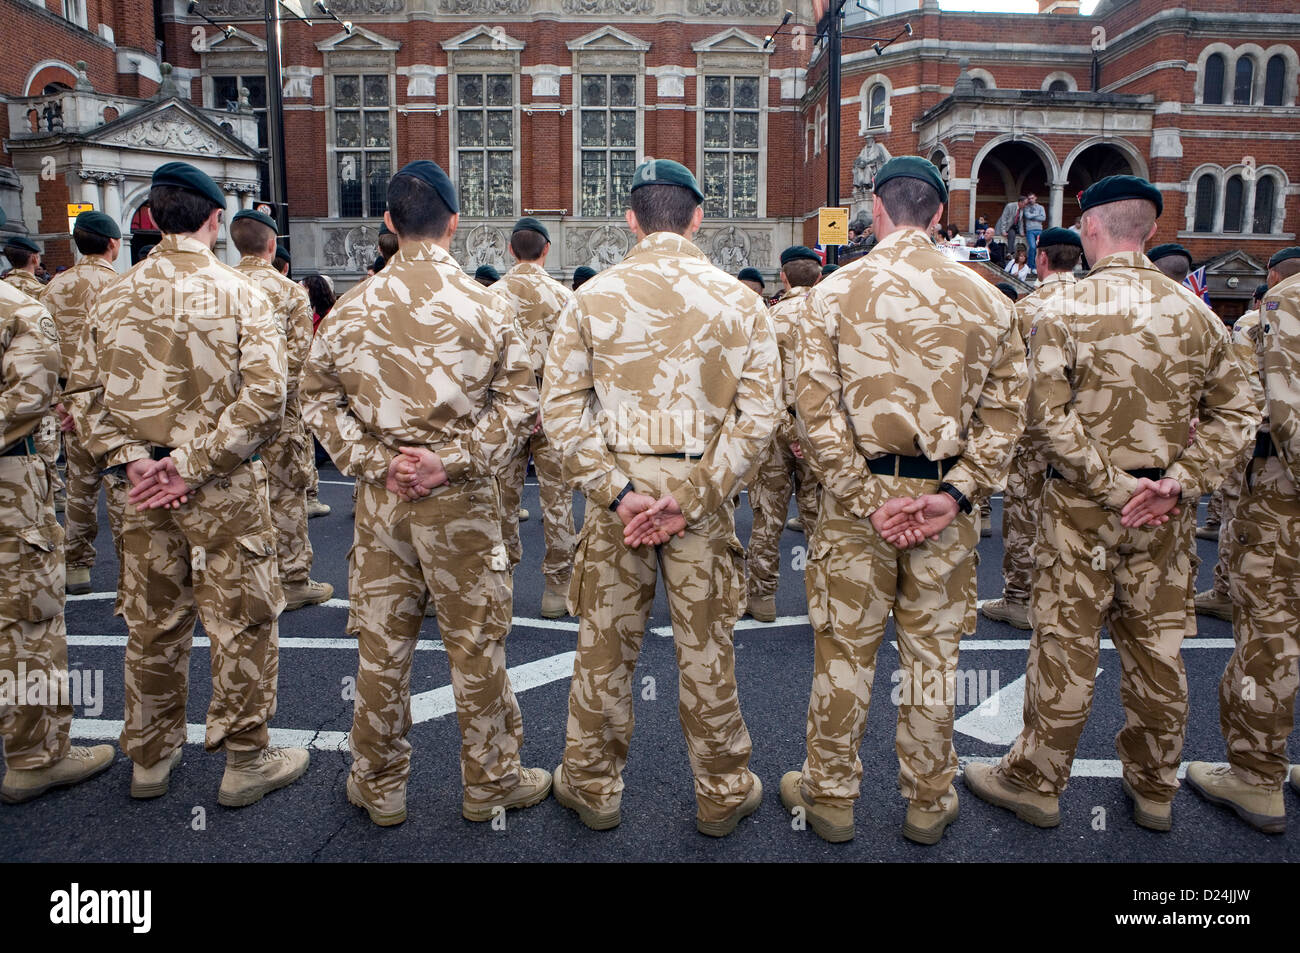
[1048, 79, 1069, 93]
[1224, 175, 1245, 232]
[1253, 175, 1277, 233]
[868, 84, 886, 128]
[1203, 53, 1225, 104]
[1193, 175, 1217, 232]
[1264, 55, 1285, 106]
[971, 78, 987, 91]
[1233, 56, 1255, 105]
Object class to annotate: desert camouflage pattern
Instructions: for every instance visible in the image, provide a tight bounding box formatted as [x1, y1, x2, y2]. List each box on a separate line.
[39, 255, 118, 380]
[542, 231, 779, 822]
[0, 282, 70, 768]
[792, 228, 1024, 809]
[1215, 272, 1300, 788]
[494, 260, 577, 582]
[2, 270, 44, 300]
[1001, 271, 1076, 602]
[237, 255, 316, 585]
[1000, 252, 1259, 801]
[301, 238, 536, 806]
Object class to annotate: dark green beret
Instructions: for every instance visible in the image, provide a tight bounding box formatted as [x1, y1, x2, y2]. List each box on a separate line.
[1148, 243, 1192, 265]
[821, 263, 839, 276]
[1037, 227, 1081, 250]
[139, 244, 156, 259]
[1079, 174, 1163, 218]
[474, 264, 501, 283]
[573, 266, 597, 283]
[152, 161, 225, 209]
[513, 216, 550, 242]
[5, 235, 41, 254]
[73, 210, 121, 240]
[737, 267, 764, 287]
[232, 208, 279, 234]
[995, 281, 1019, 302]
[1268, 246, 1300, 269]
[1253, 282, 1269, 300]
[631, 158, 704, 204]
[874, 156, 948, 206]
[275, 244, 290, 264]
[780, 245, 821, 266]
[393, 160, 458, 214]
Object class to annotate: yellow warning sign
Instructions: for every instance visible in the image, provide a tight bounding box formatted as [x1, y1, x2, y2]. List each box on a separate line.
[818, 206, 849, 246]
[67, 202, 93, 234]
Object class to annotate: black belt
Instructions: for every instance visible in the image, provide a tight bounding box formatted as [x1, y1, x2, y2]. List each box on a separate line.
[649, 452, 694, 459]
[0, 435, 37, 458]
[867, 454, 958, 480]
[150, 445, 260, 463]
[1046, 465, 1164, 481]
[1254, 432, 1278, 459]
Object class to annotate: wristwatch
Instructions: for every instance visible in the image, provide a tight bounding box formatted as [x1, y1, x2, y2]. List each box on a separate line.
[610, 481, 635, 511]
[938, 481, 973, 515]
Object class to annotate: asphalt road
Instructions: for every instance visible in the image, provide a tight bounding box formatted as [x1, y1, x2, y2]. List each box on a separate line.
[2, 467, 1296, 863]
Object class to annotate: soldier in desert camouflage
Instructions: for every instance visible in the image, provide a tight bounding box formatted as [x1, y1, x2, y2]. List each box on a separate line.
[545, 158, 780, 837]
[2, 236, 44, 299]
[965, 175, 1257, 833]
[0, 215, 116, 805]
[302, 160, 549, 828]
[230, 209, 333, 612]
[778, 156, 1027, 846]
[67, 161, 309, 807]
[745, 245, 822, 624]
[981, 227, 1083, 631]
[1186, 246, 1300, 831]
[493, 216, 577, 619]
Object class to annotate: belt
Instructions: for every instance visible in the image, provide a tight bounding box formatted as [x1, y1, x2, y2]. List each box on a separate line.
[866, 453, 958, 480]
[1046, 465, 1164, 481]
[0, 435, 37, 458]
[648, 452, 694, 460]
[1253, 432, 1278, 459]
[151, 445, 260, 463]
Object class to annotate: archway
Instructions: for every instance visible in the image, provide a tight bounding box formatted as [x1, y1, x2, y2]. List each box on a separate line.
[972, 140, 1052, 238]
[1062, 142, 1139, 228]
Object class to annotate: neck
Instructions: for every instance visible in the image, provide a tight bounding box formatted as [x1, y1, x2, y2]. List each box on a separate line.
[1089, 239, 1143, 261]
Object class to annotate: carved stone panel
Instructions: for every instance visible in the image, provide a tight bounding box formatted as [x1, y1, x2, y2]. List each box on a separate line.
[322, 225, 379, 273]
[104, 117, 224, 155]
[438, 0, 531, 13]
[565, 224, 631, 271]
[452, 223, 511, 272]
[687, 0, 778, 15]
[699, 224, 771, 273]
[562, 0, 652, 14]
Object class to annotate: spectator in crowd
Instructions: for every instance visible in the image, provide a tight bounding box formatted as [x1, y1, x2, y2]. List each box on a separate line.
[977, 225, 1009, 266]
[572, 265, 597, 290]
[947, 224, 967, 246]
[996, 194, 1027, 247]
[994, 281, 1019, 303]
[301, 274, 336, 335]
[1023, 192, 1047, 261]
[1004, 247, 1033, 282]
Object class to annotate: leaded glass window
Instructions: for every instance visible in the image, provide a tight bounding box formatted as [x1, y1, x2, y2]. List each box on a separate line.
[701, 75, 760, 219]
[457, 73, 515, 218]
[334, 73, 391, 217]
[579, 74, 638, 217]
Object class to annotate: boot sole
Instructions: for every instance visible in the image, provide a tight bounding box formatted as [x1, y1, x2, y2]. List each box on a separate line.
[553, 768, 621, 830]
[978, 605, 1032, 630]
[1121, 779, 1172, 832]
[1, 754, 115, 804]
[539, 604, 568, 619]
[1193, 605, 1233, 622]
[347, 783, 406, 827]
[1185, 773, 1285, 834]
[748, 611, 777, 623]
[463, 774, 553, 821]
[65, 582, 92, 595]
[779, 780, 855, 843]
[217, 753, 310, 808]
[963, 770, 1060, 828]
[697, 778, 762, 837]
[130, 748, 184, 800]
[902, 802, 959, 845]
[283, 589, 333, 611]
[1195, 527, 1220, 540]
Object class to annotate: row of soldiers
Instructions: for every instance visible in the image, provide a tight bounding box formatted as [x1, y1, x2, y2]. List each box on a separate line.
[0, 153, 1296, 846]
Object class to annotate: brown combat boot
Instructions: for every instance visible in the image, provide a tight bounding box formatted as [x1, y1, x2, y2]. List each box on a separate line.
[540, 581, 568, 619]
[1195, 522, 1220, 541]
[747, 594, 776, 623]
[552, 763, 621, 830]
[65, 566, 92, 596]
[1121, 777, 1172, 831]
[697, 771, 762, 837]
[130, 747, 184, 799]
[462, 766, 552, 821]
[1185, 762, 1285, 834]
[306, 497, 331, 518]
[218, 746, 310, 808]
[780, 770, 855, 842]
[1, 745, 115, 804]
[347, 775, 406, 827]
[980, 597, 1031, 630]
[963, 762, 1060, 827]
[283, 579, 334, 611]
[1193, 588, 1233, 622]
[903, 786, 959, 845]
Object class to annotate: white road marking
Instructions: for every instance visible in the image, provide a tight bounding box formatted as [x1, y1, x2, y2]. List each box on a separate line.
[67, 634, 447, 652]
[651, 614, 810, 638]
[952, 669, 1100, 745]
[316, 479, 355, 486]
[958, 756, 1189, 780]
[410, 651, 575, 723]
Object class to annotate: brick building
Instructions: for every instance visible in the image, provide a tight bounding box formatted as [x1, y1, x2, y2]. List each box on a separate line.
[2, 0, 1297, 314]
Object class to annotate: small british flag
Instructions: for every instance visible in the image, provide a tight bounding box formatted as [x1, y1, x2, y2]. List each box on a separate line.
[1183, 265, 1212, 306]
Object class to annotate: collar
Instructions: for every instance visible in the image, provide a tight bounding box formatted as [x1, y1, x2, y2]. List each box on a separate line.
[1089, 251, 1157, 274]
[779, 284, 813, 301]
[393, 240, 458, 268]
[626, 231, 709, 265]
[157, 234, 218, 259]
[873, 227, 938, 253]
[237, 254, 278, 272]
[80, 255, 116, 272]
[1039, 271, 1077, 287]
[506, 260, 548, 278]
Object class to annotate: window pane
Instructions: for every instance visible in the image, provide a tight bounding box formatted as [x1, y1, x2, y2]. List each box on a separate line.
[367, 155, 390, 215]
[732, 152, 757, 218]
[335, 75, 360, 108]
[459, 152, 485, 216]
[870, 85, 886, 127]
[1193, 175, 1216, 232]
[581, 152, 607, 217]
[581, 110, 607, 147]
[1048, 79, 1069, 93]
[1253, 176, 1276, 233]
[458, 75, 482, 107]
[488, 152, 513, 217]
[611, 74, 635, 107]
[582, 75, 606, 107]
[336, 110, 361, 148]
[702, 152, 728, 218]
[458, 110, 484, 147]
[734, 77, 759, 109]
[243, 75, 267, 109]
[363, 75, 387, 106]
[971, 78, 987, 91]
[1233, 57, 1254, 105]
[487, 74, 512, 107]
[338, 153, 362, 217]
[1264, 55, 1285, 106]
[705, 76, 729, 108]
[364, 112, 390, 148]
[487, 111, 512, 147]
[1224, 175, 1244, 232]
[704, 112, 729, 148]
[214, 75, 239, 108]
[610, 110, 635, 147]
[1203, 54, 1224, 104]
[611, 151, 636, 212]
[734, 112, 758, 148]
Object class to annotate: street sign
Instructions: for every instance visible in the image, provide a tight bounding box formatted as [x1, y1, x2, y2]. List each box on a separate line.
[818, 206, 849, 246]
[67, 202, 93, 234]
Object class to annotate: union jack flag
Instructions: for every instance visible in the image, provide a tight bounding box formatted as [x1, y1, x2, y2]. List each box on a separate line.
[1184, 265, 1212, 306]
[812, 244, 828, 265]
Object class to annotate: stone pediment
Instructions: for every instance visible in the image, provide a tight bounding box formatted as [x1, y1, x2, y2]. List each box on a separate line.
[441, 25, 526, 52]
[566, 26, 651, 52]
[691, 26, 774, 53]
[315, 25, 401, 53]
[1203, 249, 1266, 275]
[205, 27, 265, 54]
[86, 97, 259, 158]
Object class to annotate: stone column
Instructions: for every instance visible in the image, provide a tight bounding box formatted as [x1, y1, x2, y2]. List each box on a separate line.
[1049, 182, 1065, 229]
[222, 184, 242, 265]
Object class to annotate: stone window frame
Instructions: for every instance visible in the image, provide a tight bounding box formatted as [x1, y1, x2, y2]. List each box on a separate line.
[1185, 162, 1290, 237]
[1195, 43, 1298, 107]
[692, 29, 772, 221]
[857, 72, 892, 135]
[1041, 71, 1078, 93]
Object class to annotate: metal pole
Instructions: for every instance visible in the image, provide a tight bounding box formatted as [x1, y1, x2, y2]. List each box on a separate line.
[264, 0, 290, 251]
[826, 4, 842, 265]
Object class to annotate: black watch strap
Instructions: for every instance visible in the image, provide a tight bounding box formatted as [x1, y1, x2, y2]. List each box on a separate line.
[938, 481, 973, 515]
[610, 481, 634, 511]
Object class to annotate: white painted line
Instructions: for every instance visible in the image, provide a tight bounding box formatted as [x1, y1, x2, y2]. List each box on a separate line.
[69, 718, 351, 752]
[317, 479, 355, 486]
[945, 638, 1235, 651]
[953, 669, 1101, 745]
[957, 756, 1187, 780]
[651, 614, 810, 638]
[67, 634, 446, 652]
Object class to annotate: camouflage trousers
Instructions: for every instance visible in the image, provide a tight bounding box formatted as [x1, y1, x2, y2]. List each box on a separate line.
[347, 477, 523, 813]
[107, 458, 284, 768]
[562, 452, 755, 824]
[746, 430, 819, 600]
[263, 411, 314, 587]
[0, 454, 70, 769]
[500, 426, 576, 584]
[1001, 477, 1196, 801]
[800, 478, 978, 808]
[1207, 440, 1255, 599]
[62, 432, 103, 571]
[304, 434, 319, 501]
[1001, 438, 1047, 604]
[1217, 456, 1300, 788]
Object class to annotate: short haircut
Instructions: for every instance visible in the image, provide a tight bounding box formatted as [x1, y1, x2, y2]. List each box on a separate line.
[3, 245, 34, 269]
[629, 184, 699, 235]
[386, 174, 453, 240]
[229, 216, 276, 256]
[1086, 198, 1157, 245]
[782, 259, 821, 289]
[149, 185, 220, 235]
[509, 228, 547, 261]
[377, 232, 399, 261]
[1152, 254, 1190, 283]
[73, 228, 111, 256]
[876, 176, 942, 228]
[1039, 243, 1081, 273]
[1271, 258, 1300, 281]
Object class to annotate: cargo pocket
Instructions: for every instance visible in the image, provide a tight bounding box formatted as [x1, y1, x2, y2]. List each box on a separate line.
[288, 431, 313, 491]
[566, 518, 597, 618]
[804, 535, 834, 634]
[1028, 546, 1061, 632]
[0, 526, 65, 625]
[221, 531, 285, 628]
[1224, 515, 1278, 615]
[721, 536, 748, 627]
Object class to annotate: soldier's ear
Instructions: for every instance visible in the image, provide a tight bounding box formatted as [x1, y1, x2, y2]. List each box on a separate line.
[445, 213, 460, 241]
[625, 207, 639, 237]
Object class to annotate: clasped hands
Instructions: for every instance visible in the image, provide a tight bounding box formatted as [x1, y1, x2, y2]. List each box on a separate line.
[125, 457, 191, 510]
[1119, 477, 1182, 528]
[620, 492, 688, 548]
[387, 447, 448, 501]
[869, 492, 960, 549]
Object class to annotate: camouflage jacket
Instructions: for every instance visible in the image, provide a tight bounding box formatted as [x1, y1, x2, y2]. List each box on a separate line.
[1027, 251, 1258, 507]
[38, 255, 119, 383]
[1259, 271, 1300, 483]
[68, 234, 286, 486]
[0, 280, 59, 452]
[1013, 270, 1077, 348]
[236, 255, 314, 413]
[495, 260, 574, 380]
[541, 229, 782, 522]
[769, 283, 814, 445]
[301, 239, 537, 486]
[1230, 308, 1265, 415]
[3, 270, 45, 300]
[794, 227, 1027, 514]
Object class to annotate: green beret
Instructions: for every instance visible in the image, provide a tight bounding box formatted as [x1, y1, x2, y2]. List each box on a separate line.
[1079, 174, 1163, 218]
[737, 267, 764, 287]
[631, 158, 704, 204]
[474, 264, 501, 283]
[393, 160, 458, 214]
[1148, 243, 1192, 265]
[232, 208, 279, 234]
[1267, 246, 1300, 269]
[1037, 227, 1081, 250]
[821, 263, 839, 276]
[513, 216, 550, 242]
[995, 281, 1019, 302]
[1253, 282, 1269, 300]
[573, 265, 597, 283]
[73, 210, 121, 240]
[152, 161, 225, 210]
[275, 244, 290, 264]
[874, 156, 948, 206]
[780, 245, 821, 266]
[139, 244, 156, 259]
[4, 235, 41, 255]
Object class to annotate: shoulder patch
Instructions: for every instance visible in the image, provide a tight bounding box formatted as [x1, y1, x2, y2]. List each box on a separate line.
[1265, 300, 1279, 310]
[39, 314, 59, 343]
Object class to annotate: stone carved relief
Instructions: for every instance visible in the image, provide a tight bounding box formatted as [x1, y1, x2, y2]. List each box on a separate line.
[701, 225, 770, 273]
[438, 0, 530, 13]
[201, 0, 261, 15]
[104, 118, 223, 155]
[453, 224, 510, 272]
[322, 225, 379, 273]
[565, 224, 631, 271]
[330, 0, 406, 12]
[686, 0, 778, 15]
[562, 0, 652, 13]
